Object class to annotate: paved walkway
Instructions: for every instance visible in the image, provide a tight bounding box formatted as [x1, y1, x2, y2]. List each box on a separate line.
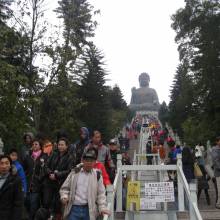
[198, 178, 220, 219]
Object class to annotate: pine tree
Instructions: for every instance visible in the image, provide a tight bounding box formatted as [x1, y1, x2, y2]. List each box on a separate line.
[39, 0, 98, 140]
[107, 85, 130, 138]
[109, 85, 127, 110]
[78, 44, 110, 138]
[169, 63, 194, 137]
[159, 101, 169, 127]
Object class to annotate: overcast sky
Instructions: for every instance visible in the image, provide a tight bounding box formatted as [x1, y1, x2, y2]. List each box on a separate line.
[45, 0, 185, 104]
[89, 0, 185, 104]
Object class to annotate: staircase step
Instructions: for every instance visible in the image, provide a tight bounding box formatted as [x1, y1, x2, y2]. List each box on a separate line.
[201, 210, 220, 220]
[139, 176, 158, 181]
[176, 210, 220, 220]
[115, 211, 125, 220]
[176, 211, 189, 220]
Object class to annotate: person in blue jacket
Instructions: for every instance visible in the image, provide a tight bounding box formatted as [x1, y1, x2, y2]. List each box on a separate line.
[9, 148, 27, 195]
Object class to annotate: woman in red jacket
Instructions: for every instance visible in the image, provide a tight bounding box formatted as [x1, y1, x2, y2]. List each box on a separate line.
[94, 160, 111, 186]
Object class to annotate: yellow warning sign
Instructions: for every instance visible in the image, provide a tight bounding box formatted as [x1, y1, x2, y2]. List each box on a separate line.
[140, 155, 146, 161]
[126, 181, 140, 210]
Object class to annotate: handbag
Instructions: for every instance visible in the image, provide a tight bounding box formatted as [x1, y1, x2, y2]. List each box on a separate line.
[194, 163, 203, 177]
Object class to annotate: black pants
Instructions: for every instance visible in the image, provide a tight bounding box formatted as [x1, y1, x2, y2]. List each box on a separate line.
[198, 189, 210, 205]
[42, 184, 61, 214]
[25, 192, 40, 220]
[212, 177, 218, 203]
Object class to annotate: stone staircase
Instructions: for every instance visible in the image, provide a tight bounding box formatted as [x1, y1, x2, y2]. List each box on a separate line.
[115, 212, 125, 220]
[176, 210, 220, 220]
[116, 210, 220, 220]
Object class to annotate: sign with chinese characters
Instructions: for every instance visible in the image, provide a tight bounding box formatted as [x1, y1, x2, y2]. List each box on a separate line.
[140, 198, 156, 210]
[145, 182, 175, 203]
[126, 181, 141, 210]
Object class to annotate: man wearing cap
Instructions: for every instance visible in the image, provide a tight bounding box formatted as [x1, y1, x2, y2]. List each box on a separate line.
[108, 139, 120, 183]
[109, 139, 120, 167]
[60, 147, 110, 220]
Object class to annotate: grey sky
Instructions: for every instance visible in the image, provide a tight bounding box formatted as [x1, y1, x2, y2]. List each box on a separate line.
[44, 0, 185, 104]
[89, 0, 185, 104]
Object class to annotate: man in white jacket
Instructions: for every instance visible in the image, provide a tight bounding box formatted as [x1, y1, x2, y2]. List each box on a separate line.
[60, 147, 110, 220]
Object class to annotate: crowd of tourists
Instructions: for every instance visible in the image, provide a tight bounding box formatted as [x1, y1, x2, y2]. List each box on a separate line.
[180, 138, 220, 209]
[139, 115, 220, 209]
[1, 115, 220, 220]
[0, 127, 132, 220]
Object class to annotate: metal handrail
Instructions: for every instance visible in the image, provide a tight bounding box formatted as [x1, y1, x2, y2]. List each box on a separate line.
[122, 164, 177, 171]
[103, 163, 203, 220]
[177, 166, 190, 194]
[135, 153, 160, 157]
[192, 203, 203, 220]
[177, 165, 203, 220]
[103, 169, 122, 220]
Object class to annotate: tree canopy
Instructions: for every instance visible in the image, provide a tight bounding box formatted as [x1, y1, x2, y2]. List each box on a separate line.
[0, 0, 129, 151]
[169, 0, 220, 145]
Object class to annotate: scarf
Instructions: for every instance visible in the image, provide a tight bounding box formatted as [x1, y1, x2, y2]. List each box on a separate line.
[32, 150, 42, 160]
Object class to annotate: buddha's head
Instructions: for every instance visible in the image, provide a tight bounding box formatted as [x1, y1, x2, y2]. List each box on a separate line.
[139, 72, 150, 87]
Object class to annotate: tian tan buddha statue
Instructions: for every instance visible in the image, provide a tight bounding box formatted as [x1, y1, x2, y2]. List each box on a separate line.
[129, 72, 160, 112]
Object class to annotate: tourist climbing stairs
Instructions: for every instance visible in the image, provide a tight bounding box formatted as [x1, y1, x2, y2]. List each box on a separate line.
[103, 113, 220, 220]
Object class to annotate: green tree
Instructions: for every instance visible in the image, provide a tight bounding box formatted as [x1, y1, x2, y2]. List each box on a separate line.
[0, 1, 31, 150]
[108, 85, 127, 110]
[38, 0, 98, 140]
[171, 0, 220, 144]
[107, 85, 130, 138]
[78, 44, 110, 139]
[159, 101, 169, 127]
[169, 63, 195, 137]
[10, 0, 49, 130]
[39, 82, 81, 142]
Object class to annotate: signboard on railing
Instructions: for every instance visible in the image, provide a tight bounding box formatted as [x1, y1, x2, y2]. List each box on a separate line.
[126, 181, 141, 210]
[140, 198, 156, 210]
[145, 182, 175, 202]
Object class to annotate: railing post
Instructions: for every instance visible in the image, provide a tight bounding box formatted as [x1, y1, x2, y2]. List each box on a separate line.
[189, 182, 197, 220]
[134, 150, 137, 164]
[157, 150, 161, 165]
[129, 158, 137, 211]
[116, 154, 122, 212]
[117, 154, 122, 171]
[177, 154, 185, 211]
[106, 185, 114, 220]
[137, 153, 142, 181]
[131, 158, 136, 181]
